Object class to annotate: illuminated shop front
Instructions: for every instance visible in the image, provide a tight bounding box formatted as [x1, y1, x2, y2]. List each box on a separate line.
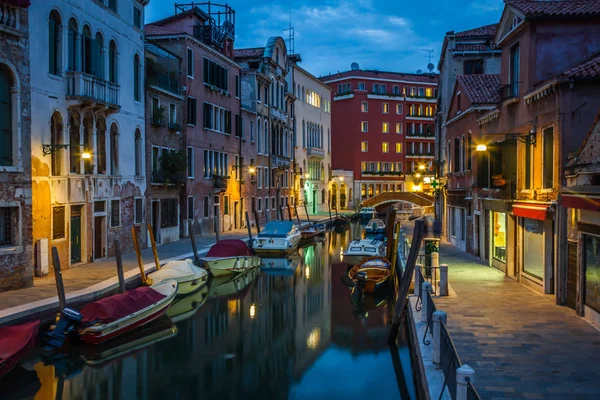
[491, 212, 507, 271]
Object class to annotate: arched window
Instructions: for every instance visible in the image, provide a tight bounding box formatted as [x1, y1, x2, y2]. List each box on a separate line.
[69, 111, 81, 173]
[257, 117, 262, 153]
[276, 48, 280, 64]
[110, 123, 119, 175]
[49, 10, 62, 75]
[50, 112, 64, 176]
[67, 18, 78, 72]
[133, 54, 141, 101]
[467, 132, 472, 170]
[96, 117, 106, 174]
[82, 26, 92, 74]
[109, 40, 118, 83]
[0, 66, 13, 166]
[83, 113, 93, 174]
[135, 128, 142, 176]
[93, 33, 103, 78]
[264, 120, 269, 154]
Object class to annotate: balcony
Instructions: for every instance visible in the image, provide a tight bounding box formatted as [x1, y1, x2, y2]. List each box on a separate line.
[406, 114, 434, 120]
[307, 147, 325, 159]
[213, 175, 229, 192]
[66, 71, 120, 110]
[500, 83, 519, 102]
[272, 155, 291, 169]
[186, 2, 235, 49]
[405, 151, 434, 158]
[406, 130, 435, 138]
[151, 117, 166, 127]
[0, 3, 20, 34]
[146, 70, 180, 96]
[152, 171, 185, 185]
[271, 107, 287, 122]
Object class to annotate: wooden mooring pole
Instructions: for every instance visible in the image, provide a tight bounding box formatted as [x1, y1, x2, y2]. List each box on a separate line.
[114, 239, 126, 293]
[294, 204, 302, 226]
[245, 211, 253, 249]
[287, 204, 293, 222]
[253, 209, 261, 234]
[303, 200, 311, 226]
[51, 247, 67, 311]
[214, 217, 221, 243]
[131, 227, 150, 285]
[147, 223, 161, 271]
[188, 220, 200, 266]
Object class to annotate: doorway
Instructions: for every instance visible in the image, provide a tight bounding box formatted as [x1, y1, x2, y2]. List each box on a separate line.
[71, 205, 82, 263]
[93, 216, 106, 259]
[313, 190, 317, 214]
[566, 241, 577, 310]
[474, 214, 480, 258]
[233, 201, 239, 229]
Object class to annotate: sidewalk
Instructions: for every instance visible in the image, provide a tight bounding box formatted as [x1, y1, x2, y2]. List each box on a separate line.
[433, 243, 600, 400]
[0, 216, 329, 325]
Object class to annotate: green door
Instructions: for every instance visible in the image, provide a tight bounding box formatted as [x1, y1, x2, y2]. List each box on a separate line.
[0, 69, 12, 166]
[71, 216, 81, 263]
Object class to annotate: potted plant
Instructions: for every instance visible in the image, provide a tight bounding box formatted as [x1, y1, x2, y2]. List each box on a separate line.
[492, 174, 506, 187]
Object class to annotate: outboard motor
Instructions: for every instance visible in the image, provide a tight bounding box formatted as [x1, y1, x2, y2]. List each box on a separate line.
[44, 308, 83, 350]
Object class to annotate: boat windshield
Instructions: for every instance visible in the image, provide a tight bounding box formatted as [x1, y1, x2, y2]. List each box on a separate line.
[364, 247, 377, 252]
[349, 247, 363, 252]
[257, 221, 295, 238]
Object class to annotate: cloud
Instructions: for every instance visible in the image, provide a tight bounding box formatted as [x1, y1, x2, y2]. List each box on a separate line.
[387, 16, 409, 27]
[469, 0, 503, 14]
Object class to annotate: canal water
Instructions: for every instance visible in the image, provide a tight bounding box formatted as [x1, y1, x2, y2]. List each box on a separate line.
[4, 223, 416, 400]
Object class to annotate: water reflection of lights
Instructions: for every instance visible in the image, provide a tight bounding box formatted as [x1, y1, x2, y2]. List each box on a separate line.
[249, 304, 256, 319]
[340, 247, 344, 260]
[306, 327, 321, 349]
[305, 266, 310, 279]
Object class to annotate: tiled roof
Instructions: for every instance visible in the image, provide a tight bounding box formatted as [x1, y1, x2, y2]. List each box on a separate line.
[456, 74, 501, 104]
[144, 25, 186, 36]
[454, 43, 498, 52]
[508, 0, 600, 18]
[564, 53, 600, 78]
[233, 47, 265, 59]
[455, 23, 498, 38]
[320, 69, 438, 84]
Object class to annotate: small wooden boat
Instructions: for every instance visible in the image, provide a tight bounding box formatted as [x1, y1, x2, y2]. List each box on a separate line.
[0, 320, 40, 379]
[77, 280, 178, 345]
[201, 239, 261, 276]
[365, 218, 386, 234]
[313, 223, 327, 235]
[148, 259, 208, 295]
[209, 268, 259, 300]
[301, 226, 319, 240]
[347, 256, 392, 294]
[167, 283, 210, 323]
[252, 221, 302, 255]
[358, 207, 377, 221]
[342, 238, 386, 265]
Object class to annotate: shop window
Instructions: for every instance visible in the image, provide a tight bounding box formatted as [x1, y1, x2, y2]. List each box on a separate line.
[492, 212, 506, 262]
[584, 235, 600, 314]
[523, 218, 544, 280]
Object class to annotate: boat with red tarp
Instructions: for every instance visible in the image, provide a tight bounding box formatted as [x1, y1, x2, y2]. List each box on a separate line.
[0, 320, 40, 379]
[201, 239, 260, 276]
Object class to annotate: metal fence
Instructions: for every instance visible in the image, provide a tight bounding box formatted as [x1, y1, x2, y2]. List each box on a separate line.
[466, 377, 481, 400]
[423, 288, 436, 346]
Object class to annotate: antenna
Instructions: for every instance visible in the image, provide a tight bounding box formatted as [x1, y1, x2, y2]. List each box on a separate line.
[422, 49, 434, 65]
[283, 6, 295, 56]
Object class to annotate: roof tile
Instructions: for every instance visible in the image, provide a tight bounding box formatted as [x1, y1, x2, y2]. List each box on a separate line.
[233, 47, 265, 59]
[508, 0, 600, 18]
[456, 74, 501, 104]
[455, 23, 499, 38]
[144, 24, 185, 36]
[564, 53, 600, 78]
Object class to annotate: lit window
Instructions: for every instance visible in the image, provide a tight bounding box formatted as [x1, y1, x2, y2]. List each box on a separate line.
[382, 122, 389, 134]
[396, 104, 403, 114]
[396, 143, 402, 153]
[382, 103, 389, 114]
[426, 87, 433, 97]
[361, 121, 368, 132]
[361, 102, 368, 112]
[361, 141, 368, 152]
[382, 142, 389, 153]
[361, 161, 367, 171]
[410, 87, 417, 96]
[396, 123, 403, 134]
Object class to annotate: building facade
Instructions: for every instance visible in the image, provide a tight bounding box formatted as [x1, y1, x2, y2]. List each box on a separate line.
[0, 0, 33, 291]
[30, 0, 148, 271]
[321, 67, 438, 210]
[289, 64, 332, 215]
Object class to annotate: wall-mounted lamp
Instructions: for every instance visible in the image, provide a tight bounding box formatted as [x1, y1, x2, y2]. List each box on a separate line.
[42, 143, 86, 156]
[248, 166, 256, 174]
[418, 164, 426, 171]
[476, 144, 487, 152]
[81, 152, 92, 160]
[304, 172, 310, 179]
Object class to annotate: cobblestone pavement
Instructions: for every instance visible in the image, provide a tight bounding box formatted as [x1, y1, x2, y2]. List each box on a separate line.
[433, 243, 600, 400]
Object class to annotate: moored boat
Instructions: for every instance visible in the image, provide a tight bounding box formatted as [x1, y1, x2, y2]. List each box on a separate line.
[358, 207, 377, 221]
[201, 239, 260, 276]
[365, 218, 386, 235]
[300, 226, 319, 240]
[313, 222, 327, 235]
[342, 238, 386, 266]
[252, 221, 301, 255]
[148, 259, 208, 295]
[0, 320, 40, 379]
[347, 256, 392, 294]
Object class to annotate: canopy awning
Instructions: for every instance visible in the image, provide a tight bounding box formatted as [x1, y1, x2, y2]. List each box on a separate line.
[512, 203, 551, 220]
[561, 194, 600, 212]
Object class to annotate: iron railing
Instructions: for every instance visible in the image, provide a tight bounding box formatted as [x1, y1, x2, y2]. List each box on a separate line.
[415, 267, 425, 311]
[466, 377, 482, 400]
[423, 288, 436, 346]
[440, 321, 462, 400]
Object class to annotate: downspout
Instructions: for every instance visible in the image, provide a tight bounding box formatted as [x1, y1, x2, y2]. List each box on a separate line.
[556, 82, 567, 306]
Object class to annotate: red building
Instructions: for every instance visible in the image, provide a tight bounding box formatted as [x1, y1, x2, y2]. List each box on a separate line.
[321, 67, 438, 207]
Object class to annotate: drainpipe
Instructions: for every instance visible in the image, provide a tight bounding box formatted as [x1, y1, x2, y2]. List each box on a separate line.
[556, 83, 567, 306]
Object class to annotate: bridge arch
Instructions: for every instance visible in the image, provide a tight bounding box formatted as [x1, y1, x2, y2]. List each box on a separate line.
[361, 191, 434, 209]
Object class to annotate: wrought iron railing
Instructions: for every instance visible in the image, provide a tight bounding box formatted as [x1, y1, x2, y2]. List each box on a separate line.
[440, 321, 462, 400]
[423, 288, 436, 346]
[415, 267, 425, 311]
[466, 377, 482, 400]
[66, 71, 120, 107]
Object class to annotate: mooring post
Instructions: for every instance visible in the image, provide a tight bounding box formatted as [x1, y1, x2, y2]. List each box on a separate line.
[414, 264, 423, 296]
[51, 247, 67, 311]
[114, 239, 126, 293]
[215, 216, 221, 243]
[433, 310, 447, 365]
[245, 211, 253, 248]
[440, 263, 449, 296]
[421, 281, 432, 323]
[188, 220, 200, 266]
[328, 201, 332, 223]
[303, 200, 311, 226]
[456, 365, 475, 400]
[287, 204, 293, 222]
[253, 209, 261, 234]
[131, 227, 149, 285]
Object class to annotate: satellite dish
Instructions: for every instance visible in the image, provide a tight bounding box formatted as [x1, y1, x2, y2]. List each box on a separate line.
[417, 69, 422, 74]
[427, 63, 435, 72]
[351, 62, 360, 70]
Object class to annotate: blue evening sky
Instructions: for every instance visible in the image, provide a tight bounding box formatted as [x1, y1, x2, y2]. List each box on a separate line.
[146, 0, 504, 77]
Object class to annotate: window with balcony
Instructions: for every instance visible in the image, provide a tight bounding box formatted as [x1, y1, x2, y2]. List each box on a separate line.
[382, 142, 389, 153]
[543, 127, 554, 189]
[67, 19, 78, 72]
[382, 122, 389, 134]
[361, 102, 368, 112]
[396, 143, 402, 153]
[361, 141, 368, 152]
[133, 54, 141, 101]
[49, 10, 62, 76]
[395, 123, 403, 135]
[361, 121, 368, 132]
[382, 103, 389, 114]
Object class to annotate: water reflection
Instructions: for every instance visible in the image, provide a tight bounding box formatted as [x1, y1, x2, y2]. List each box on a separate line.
[13, 223, 414, 400]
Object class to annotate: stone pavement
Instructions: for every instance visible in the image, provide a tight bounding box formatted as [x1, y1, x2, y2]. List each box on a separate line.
[433, 243, 600, 400]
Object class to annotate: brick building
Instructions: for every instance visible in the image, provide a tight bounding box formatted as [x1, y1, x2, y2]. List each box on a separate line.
[0, 0, 33, 291]
[321, 67, 438, 209]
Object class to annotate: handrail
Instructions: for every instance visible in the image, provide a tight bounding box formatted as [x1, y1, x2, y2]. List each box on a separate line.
[439, 320, 462, 400]
[466, 377, 482, 400]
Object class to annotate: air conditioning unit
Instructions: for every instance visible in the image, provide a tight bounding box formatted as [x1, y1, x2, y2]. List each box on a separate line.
[35, 238, 49, 277]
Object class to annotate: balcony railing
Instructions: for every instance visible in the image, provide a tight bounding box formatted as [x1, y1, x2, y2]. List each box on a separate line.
[406, 113, 434, 119]
[307, 147, 325, 159]
[406, 131, 435, 137]
[0, 3, 20, 31]
[406, 151, 434, 156]
[500, 83, 519, 101]
[213, 175, 229, 191]
[152, 171, 185, 184]
[272, 155, 291, 169]
[67, 71, 119, 108]
[147, 70, 180, 95]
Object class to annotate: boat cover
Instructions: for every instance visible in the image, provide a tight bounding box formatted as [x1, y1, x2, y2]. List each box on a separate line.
[0, 320, 39, 373]
[207, 239, 253, 257]
[80, 287, 166, 324]
[257, 221, 295, 238]
[151, 259, 207, 281]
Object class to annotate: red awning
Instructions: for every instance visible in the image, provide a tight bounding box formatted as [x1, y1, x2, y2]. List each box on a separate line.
[512, 203, 550, 220]
[562, 195, 600, 212]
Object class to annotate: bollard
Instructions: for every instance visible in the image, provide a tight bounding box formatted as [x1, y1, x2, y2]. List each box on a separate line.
[456, 364, 475, 400]
[414, 264, 424, 296]
[431, 251, 439, 268]
[433, 310, 447, 365]
[420, 282, 432, 323]
[440, 264, 449, 296]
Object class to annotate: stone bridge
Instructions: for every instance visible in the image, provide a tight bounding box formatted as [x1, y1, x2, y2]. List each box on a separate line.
[361, 191, 435, 209]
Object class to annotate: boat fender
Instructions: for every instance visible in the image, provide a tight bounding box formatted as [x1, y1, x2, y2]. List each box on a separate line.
[44, 308, 83, 350]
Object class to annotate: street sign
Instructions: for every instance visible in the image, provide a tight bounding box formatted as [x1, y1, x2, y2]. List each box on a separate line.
[432, 180, 438, 189]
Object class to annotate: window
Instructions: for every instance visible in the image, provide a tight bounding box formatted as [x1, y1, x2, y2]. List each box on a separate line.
[361, 161, 367, 172]
[49, 11, 61, 76]
[203, 196, 209, 218]
[110, 123, 119, 175]
[108, 0, 117, 12]
[584, 235, 600, 314]
[187, 48, 194, 78]
[257, 84, 262, 102]
[202, 149, 229, 178]
[396, 143, 402, 153]
[361, 141, 368, 152]
[395, 123, 403, 135]
[187, 196, 194, 220]
[82, 26, 92, 74]
[467, 133, 472, 170]
[464, 59, 483, 75]
[203, 57, 229, 92]
[358, 82, 365, 90]
[250, 120, 255, 142]
[133, 54, 141, 101]
[169, 104, 176, 126]
[382, 103, 389, 114]
[235, 75, 240, 98]
[134, 198, 143, 224]
[203, 102, 231, 134]
[410, 87, 417, 96]
[426, 88, 433, 97]
[524, 141, 531, 189]
[418, 87, 425, 97]
[223, 195, 229, 215]
[396, 104, 403, 115]
[454, 138, 460, 173]
[382, 122, 389, 134]
[187, 146, 194, 178]
[151, 97, 160, 122]
[492, 212, 506, 262]
[110, 200, 120, 227]
[393, 85, 399, 95]
[133, 6, 142, 29]
[52, 206, 65, 240]
[543, 127, 554, 189]
[509, 43, 520, 97]
[361, 102, 368, 112]
[67, 19, 78, 72]
[50, 112, 63, 175]
[382, 142, 389, 153]
[93, 33, 104, 78]
[161, 199, 178, 228]
[108, 41, 117, 83]
[187, 97, 197, 125]
[523, 218, 544, 280]
[264, 87, 268, 105]
[134, 129, 142, 176]
[379, 84, 386, 94]
[361, 121, 368, 132]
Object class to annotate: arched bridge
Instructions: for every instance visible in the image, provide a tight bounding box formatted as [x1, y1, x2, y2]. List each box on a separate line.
[361, 191, 434, 208]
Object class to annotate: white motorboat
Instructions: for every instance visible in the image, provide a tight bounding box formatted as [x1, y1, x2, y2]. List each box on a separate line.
[365, 218, 386, 234]
[252, 221, 302, 255]
[341, 238, 387, 266]
[358, 207, 377, 221]
[201, 239, 261, 276]
[148, 259, 209, 295]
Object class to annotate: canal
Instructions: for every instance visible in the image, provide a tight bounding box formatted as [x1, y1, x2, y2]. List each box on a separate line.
[5, 223, 417, 400]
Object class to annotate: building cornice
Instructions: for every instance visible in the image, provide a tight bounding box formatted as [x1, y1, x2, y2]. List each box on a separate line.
[477, 109, 501, 126]
[444, 106, 496, 126]
[146, 35, 241, 69]
[322, 76, 438, 86]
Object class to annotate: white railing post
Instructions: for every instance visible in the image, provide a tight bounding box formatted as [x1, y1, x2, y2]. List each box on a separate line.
[456, 364, 475, 400]
[440, 263, 449, 296]
[433, 310, 447, 365]
[414, 264, 423, 296]
[420, 281, 432, 323]
[431, 251, 439, 268]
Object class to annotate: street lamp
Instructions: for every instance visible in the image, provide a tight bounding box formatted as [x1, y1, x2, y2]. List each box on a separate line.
[304, 172, 310, 179]
[418, 164, 426, 171]
[338, 176, 344, 181]
[476, 144, 487, 152]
